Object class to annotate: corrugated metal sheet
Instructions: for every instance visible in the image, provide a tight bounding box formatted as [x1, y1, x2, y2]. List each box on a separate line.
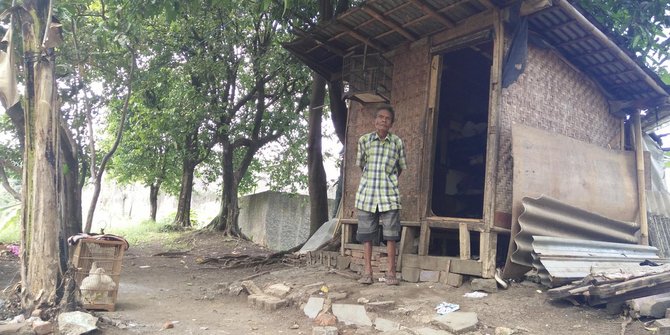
[531, 236, 660, 287]
[512, 196, 639, 269]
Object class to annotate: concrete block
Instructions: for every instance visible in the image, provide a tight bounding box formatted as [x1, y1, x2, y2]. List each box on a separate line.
[420, 270, 441, 282]
[367, 301, 396, 310]
[443, 273, 464, 287]
[413, 327, 453, 335]
[332, 304, 372, 326]
[0, 323, 25, 334]
[304, 297, 325, 319]
[374, 318, 400, 332]
[265, 283, 291, 298]
[402, 267, 420, 283]
[260, 295, 288, 310]
[431, 312, 478, 334]
[470, 279, 498, 293]
[329, 292, 347, 301]
[312, 326, 338, 335]
[32, 319, 53, 335]
[666, 308, 670, 318]
[336, 256, 351, 270]
[654, 319, 670, 335]
[241, 280, 263, 295]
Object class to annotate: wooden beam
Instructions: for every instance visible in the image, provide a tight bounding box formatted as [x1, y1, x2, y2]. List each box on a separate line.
[409, 0, 455, 28]
[339, 23, 388, 52]
[520, 0, 553, 16]
[295, 29, 346, 57]
[418, 221, 430, 256]
[477, 0, 496, 10]
[459, 223, 471, 260]
[361, 6, 417, 41]
[431, 9, 495, 48]
[437, 0, 480, 14]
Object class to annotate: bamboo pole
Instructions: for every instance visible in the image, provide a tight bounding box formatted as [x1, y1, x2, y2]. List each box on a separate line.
[633, 110, 649, 245]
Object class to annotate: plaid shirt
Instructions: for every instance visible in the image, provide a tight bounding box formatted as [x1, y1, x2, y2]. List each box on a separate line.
[355, 132, 407, 212]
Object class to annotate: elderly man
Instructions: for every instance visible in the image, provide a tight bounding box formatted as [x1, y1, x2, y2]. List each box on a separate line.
[355, 106, 407, 285]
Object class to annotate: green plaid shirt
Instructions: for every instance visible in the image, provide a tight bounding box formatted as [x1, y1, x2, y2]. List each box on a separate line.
[355, 132, 407, 212]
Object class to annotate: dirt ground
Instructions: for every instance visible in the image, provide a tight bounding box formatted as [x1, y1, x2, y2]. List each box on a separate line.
[0, 234, 657, 334]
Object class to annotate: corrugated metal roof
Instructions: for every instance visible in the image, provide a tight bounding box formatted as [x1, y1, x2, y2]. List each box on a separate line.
[511, 195, 640, 269]
[530, 236, 660, 287]
[284, 0, 669, 114]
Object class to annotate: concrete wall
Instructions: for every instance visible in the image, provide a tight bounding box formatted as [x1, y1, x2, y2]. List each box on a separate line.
[495, 45, 623, 214]
[237, 191, 335, 251]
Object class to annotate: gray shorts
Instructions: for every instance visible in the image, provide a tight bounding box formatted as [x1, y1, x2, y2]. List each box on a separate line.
[356, 209, 401, 242]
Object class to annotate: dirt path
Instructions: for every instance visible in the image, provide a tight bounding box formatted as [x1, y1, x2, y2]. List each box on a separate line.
[0, 235, 656, 334]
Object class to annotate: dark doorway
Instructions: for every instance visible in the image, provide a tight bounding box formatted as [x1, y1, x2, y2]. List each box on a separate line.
[431, 42, 492, 218]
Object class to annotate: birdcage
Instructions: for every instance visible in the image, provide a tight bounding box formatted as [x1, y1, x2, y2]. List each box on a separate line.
[342, 46, 393, 104]
[72, 238, 126, 311]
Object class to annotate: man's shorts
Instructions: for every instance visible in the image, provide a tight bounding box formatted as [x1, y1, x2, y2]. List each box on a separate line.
[356, 209, 401, 242]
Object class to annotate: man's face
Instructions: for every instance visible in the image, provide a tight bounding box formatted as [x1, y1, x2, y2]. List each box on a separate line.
[375, 109, 394, 133]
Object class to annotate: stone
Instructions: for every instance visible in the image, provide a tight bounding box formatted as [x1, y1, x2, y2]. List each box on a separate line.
[367, 301, 395, 310]
[495, 327, 514, 335]
[639, 296, 670, 318]
[374, 318, 400, 332]
[332, 304, 372, 327]
[312, 326, 338, 335]
[420, 270, 440, 283]
[605, 302, 624, 316]
[413, 327, 454, 335]
[431, 312, 478, 334]
[249, 294, 287, 310]
[470, 279, 498, 293]
[0, 323, 25, 334]
[32, 320, 53, 335]
[265, 283, 292, 298]
[329, 292, 347, 301]
[357, 298, 370, 304]
[666, 308, 670, 319]
[314, 313, 337, 326]
[653, 319, 670, 335]
[228, 282, 244, 296]
[58, 311, 98, 335]
[304, 297, 325, 319]
[241, 280, 263, 295]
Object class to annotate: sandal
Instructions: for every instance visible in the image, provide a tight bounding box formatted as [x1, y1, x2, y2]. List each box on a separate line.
[358, 273, 373, 285]
[385, 274, 399, 286]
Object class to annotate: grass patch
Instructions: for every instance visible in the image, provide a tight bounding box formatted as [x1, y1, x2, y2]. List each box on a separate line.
[105, 219, 189, 248]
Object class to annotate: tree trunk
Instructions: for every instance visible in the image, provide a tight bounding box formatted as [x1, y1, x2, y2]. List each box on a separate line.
[61, 129, 82, 238]
[17, 1, 68, 312]
[149, 183, 160, 222]
[173, 161, 195, 227]
[207, 145, 242, 236]
[328, 80, 348, 144]
[308, 74, 330, 234]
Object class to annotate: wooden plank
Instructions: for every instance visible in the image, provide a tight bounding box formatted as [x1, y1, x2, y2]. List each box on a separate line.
[520, 0, 553, 16]
[426, 218, 487, 232]
[419, 256, 451, 271]
[344, 243, 398, 255]
[480, 232, 497, 278]
[450, 259, 483, 276]
[409, 0, 454, 28]
[459, 223, 471, 260]
[419, 55, 441, 220]
[418, 221, 430, 256]
[398, 226, 417, 269]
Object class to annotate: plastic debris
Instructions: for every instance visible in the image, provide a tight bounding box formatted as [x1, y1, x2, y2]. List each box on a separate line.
[435, 302, 460, 315]
[463, 292, 488, 298]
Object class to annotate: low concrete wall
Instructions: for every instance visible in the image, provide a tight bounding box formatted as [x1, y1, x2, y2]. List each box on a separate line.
[238, 191, 335, 251]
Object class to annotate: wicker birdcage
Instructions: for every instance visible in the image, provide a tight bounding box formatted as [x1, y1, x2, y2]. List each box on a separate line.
[342, 48, 393, 104]
[72, 238, 126, 311]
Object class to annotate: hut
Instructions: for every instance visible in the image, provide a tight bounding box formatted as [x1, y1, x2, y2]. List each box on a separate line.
[285, 0, 670, 280]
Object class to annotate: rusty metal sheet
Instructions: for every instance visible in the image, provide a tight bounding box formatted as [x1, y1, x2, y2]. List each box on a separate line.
[503, 124, 639, 279]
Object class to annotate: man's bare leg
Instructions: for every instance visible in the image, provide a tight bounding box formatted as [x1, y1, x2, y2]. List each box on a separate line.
[387, 240, 397, 277]
[364, 241, 373, 275]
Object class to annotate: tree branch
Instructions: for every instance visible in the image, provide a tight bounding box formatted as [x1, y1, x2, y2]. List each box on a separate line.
[0, 161, 20, 201]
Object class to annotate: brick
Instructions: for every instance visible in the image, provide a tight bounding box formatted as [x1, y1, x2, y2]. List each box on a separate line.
[666, 308, 670, 319]
[471, 279, 498, 293]
[336, 256, 351, 270]
[402, 267, 420, 283]
[653, 319, 670, 335]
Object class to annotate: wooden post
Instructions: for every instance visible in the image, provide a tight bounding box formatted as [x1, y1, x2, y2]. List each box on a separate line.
[482, 9, 504, 228]
[480, 232, 497, 278]
[459, 223, 471, 260]
[418, 221, 430, 256]
[633, 110, 649, 245]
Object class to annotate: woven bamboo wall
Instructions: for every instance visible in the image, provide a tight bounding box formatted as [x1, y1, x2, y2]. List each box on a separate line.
[342, 41, 431, 222]
[495, 45, 622, 214]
